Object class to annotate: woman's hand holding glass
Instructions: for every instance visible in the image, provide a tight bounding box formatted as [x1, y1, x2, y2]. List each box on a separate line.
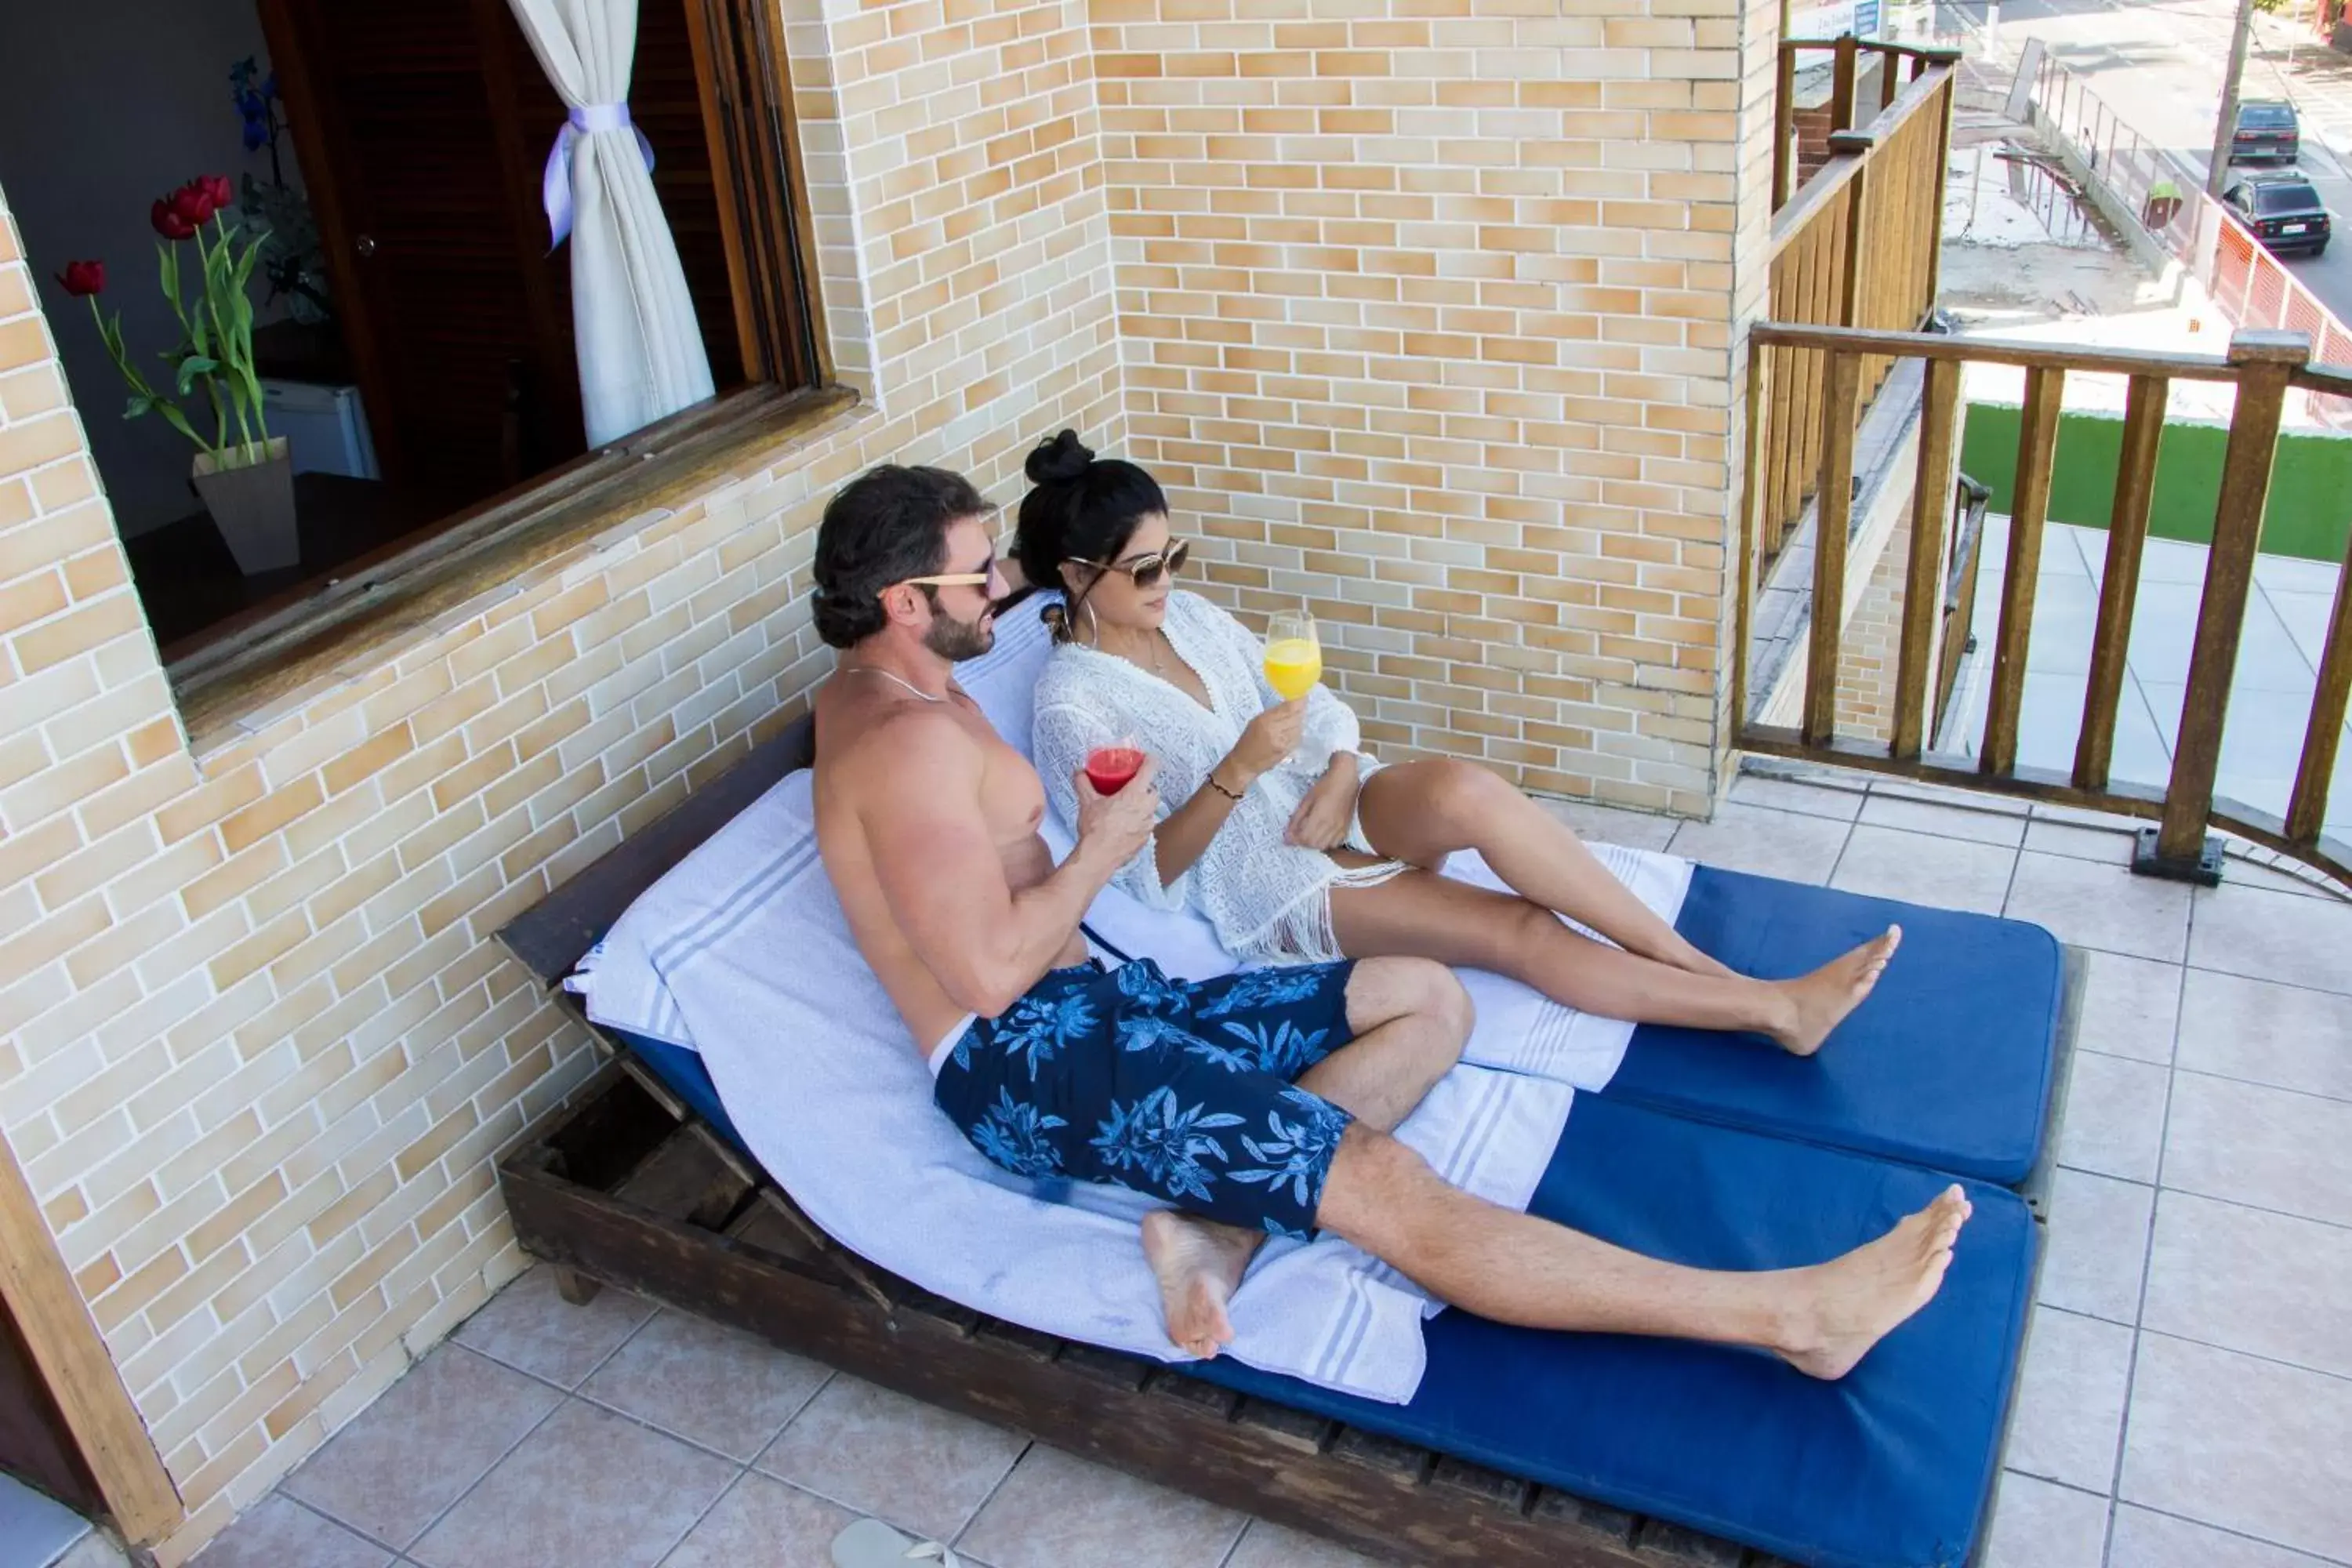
[1221, 699, 1306, 789]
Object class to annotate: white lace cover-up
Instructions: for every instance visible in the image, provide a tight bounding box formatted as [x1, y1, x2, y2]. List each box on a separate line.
[1033, 590, 1410, 964]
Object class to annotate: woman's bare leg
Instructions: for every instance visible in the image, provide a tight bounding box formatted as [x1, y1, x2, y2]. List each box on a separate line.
[1316, 1124, 1971, 1379]
[1328, 866, 1898, 1052]
[1356, 759, 1735, 978]
[1144, 957, 1472, 1357]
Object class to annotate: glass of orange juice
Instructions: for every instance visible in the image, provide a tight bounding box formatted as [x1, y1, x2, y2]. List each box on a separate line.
[1263, 610, 1321, 701]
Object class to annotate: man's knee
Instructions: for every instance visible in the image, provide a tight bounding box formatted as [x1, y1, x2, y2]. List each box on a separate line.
[1316, 1122, 1442, 1244]
[1348, 956, 1472, 1054]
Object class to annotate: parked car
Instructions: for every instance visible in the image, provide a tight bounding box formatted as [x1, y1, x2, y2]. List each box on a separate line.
[2227, 99, 2302, 165]
[2221, 174, 2332, 256]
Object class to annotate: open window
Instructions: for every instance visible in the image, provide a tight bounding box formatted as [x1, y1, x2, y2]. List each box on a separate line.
[5, 0, 819, 672]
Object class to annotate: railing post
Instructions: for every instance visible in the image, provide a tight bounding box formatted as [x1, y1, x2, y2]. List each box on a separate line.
[1983, 363, 2064, 778]
[1893, 357, 1961, 760]
[2077, 374, 2170, 790]
[1774, 43, 1798, 212]
[1806, 351, 1864, 745]
[1832, 34, 1859, 133]
[1924, 73, 1955, 311]
[2142, 329, 2310, 882]
[2286, 532, 2352, 845]
[1735, 343, 1771, 733]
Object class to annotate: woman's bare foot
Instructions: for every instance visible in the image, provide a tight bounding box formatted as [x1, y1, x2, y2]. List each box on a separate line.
[1768, 925, 1902, 1055]
[1140, 1209, 1258, 1359]
[1775, 1184, 1971, 1379]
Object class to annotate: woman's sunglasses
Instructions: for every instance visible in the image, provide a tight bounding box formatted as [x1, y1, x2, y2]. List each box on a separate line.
[1074, 538, 1190, 590]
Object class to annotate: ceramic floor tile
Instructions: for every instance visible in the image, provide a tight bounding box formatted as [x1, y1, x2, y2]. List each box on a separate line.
[2175, 969, 2352, 1101]
[281, 1345, 560, 1548]
[411, 1399, 736, 1568]
[2108, 1504, 2343, 1567]
[1722, 772, 1866, 821]
[1980, 1472, 2111, 1568]
[0, 1475, 89, 1568]
[2070, 951, 2182, 1065]
[2161, 1071, 2352, 1227]
[452, 1264, 655, 1388]
[953, 1446, 1247, 1568]
[2134, 535, 2216, 586]
[1223, 1520, 1389, 1568]
[1664, 802, 1851, 884]
[754, 1375, 1026, 1544]
[189, 1496, 390, 1568]
[2251, 552, 2342, 596]
[2007, 670, 2101, 779]
[1535, 797, 1681, 852]
[2039, 1167, 2155, 1325]
[2187, 880, 2352, 996]
[1865, 776, 2034, 815]
[2263, 587, 2338, 670]
[2120, 1331, 2352, 1561]
[2005, 852, 2192, 963]
[2021, 573, 2101, 679]
[2005, 1307, 2135, 1494]
[582, 1309, 831, 1462]
[1827, 823, 2018, 915]
[2020, 818, 2136, 864]
[2220, 855, 2352, 902]
[2055, 1050, 2171, 1184]
[655, 1472, 858, 1568]
[2143, 1189, 2352, 1378]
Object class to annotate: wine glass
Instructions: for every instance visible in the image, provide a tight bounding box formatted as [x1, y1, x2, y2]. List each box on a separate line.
[1084, 735, 1144, 795]
[1262, 610, 1322, 701]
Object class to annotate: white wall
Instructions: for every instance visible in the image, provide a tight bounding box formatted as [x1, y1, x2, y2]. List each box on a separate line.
[0, 1, 295, 537]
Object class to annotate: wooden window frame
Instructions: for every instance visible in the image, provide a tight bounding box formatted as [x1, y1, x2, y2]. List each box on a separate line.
[172, 0, 832, 719]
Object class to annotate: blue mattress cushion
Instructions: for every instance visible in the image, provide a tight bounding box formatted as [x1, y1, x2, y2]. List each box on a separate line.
[608, 1026, 2032, 1567]
[1189, 1095, 2037, 1568]
[1606, 866, 2066, 1185]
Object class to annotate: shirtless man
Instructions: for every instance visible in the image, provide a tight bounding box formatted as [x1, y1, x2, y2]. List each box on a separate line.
[810, 462, 1972, 1377]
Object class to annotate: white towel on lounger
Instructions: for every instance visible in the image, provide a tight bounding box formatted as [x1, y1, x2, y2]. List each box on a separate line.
[579, 769, 1570, 1402]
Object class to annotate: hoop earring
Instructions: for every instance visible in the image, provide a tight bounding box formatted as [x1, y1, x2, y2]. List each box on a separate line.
[1085, 601, 1102, 645]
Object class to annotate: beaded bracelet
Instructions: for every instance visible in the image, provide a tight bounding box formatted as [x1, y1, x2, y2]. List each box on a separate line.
[1205, 772, 1245, 802]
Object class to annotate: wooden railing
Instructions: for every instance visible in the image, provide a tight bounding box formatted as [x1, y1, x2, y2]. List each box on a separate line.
[1773, 36, 1962, 212]
[1755, 60, 1958, 572]
[1736, 321, 2352, 886]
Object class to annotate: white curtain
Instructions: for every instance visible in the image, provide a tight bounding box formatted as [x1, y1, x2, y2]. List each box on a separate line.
[506, 0, 717, 447]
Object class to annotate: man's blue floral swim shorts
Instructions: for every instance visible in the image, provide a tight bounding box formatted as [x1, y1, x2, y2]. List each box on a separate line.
[932, 957, 1358, 1238]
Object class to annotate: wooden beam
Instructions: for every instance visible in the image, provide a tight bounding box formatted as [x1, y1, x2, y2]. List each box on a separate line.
[1831, 33, 1859, 132]
[1805, 351, 1863, 745]
[2155, 331, 2310, 866]
[0, 1129, 180, 1544]
[2287, 552, 2352, 843]
[1983, 365, 2064, 776]
[1734, 346, 1769, 732]
[2075, 374, 2169, 789]
[1751, 321, 2240, 381]
[1773, 43, 1798, 212]
[1893, 357, 1960, 760]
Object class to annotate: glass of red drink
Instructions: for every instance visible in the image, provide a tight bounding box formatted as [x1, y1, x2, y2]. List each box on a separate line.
[1085, 739, 1145, 794]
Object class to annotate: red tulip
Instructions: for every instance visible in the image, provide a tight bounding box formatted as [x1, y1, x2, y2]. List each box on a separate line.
[168, 183, 216, 227]
[193, 174, 234, 214]
[54, 260, 104, 297]
[150, 199, 195, 241]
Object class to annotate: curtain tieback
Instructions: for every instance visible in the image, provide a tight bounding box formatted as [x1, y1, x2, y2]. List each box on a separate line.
[543, 102, 658, 249]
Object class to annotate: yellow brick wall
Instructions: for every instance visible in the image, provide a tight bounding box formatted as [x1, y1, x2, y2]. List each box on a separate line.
[0, 0, 1119, 1554]
[0, 0, 1784, 1555]
[1094, 0, 1784, 815]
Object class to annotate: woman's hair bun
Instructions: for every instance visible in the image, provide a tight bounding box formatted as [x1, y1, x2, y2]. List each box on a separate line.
[1025, 429, 1094, 486]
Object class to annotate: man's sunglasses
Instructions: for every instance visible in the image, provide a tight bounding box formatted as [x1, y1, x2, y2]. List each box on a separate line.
[1073, 538, 1190, 590]
[891, 555, 1006, 594]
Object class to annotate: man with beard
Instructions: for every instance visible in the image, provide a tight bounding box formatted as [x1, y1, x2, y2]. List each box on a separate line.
[808, 463, 1966, 1375]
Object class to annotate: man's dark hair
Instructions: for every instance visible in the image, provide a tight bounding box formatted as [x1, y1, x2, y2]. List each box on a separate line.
[811, 464, 990, 648]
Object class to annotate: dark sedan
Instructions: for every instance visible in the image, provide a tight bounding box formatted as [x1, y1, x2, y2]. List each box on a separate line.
[2227, 100, 2302, 165]
[2222, 175, 2332, 256]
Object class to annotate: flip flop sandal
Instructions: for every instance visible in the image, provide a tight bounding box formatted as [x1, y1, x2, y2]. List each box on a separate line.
[830, 1517, 961, 1568]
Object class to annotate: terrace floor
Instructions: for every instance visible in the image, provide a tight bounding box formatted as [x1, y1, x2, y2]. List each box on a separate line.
[187, 768, 2352, 1568]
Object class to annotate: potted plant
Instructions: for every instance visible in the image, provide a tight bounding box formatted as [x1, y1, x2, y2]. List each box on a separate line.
[53, 175, 296, 575]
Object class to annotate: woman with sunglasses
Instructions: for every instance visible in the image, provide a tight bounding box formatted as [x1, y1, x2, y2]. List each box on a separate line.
[1018, 430, 1901, 1054]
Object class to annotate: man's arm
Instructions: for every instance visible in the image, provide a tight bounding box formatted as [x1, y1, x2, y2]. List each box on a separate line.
[856, 713, 1158, 1017]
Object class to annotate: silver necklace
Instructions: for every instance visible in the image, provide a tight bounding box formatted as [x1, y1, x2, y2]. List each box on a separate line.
[1084, 605, 1168, 675]
[844, 665, 946, 702]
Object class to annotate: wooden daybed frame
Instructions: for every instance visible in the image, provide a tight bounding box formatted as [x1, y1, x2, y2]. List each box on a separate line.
[493, 714, 2077, 1568]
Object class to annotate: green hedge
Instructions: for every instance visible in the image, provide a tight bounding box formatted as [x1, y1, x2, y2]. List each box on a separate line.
[1958, 403, 2350, 563]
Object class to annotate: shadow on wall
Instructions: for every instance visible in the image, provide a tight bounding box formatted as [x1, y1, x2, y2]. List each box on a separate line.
[1959, 401, 2352, 561]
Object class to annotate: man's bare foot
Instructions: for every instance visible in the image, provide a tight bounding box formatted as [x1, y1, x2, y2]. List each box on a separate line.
[1140, 1209, 1258, 1359]
[1768, 925, 1902, 1055]
[1775, 1184, 1971, 1379]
